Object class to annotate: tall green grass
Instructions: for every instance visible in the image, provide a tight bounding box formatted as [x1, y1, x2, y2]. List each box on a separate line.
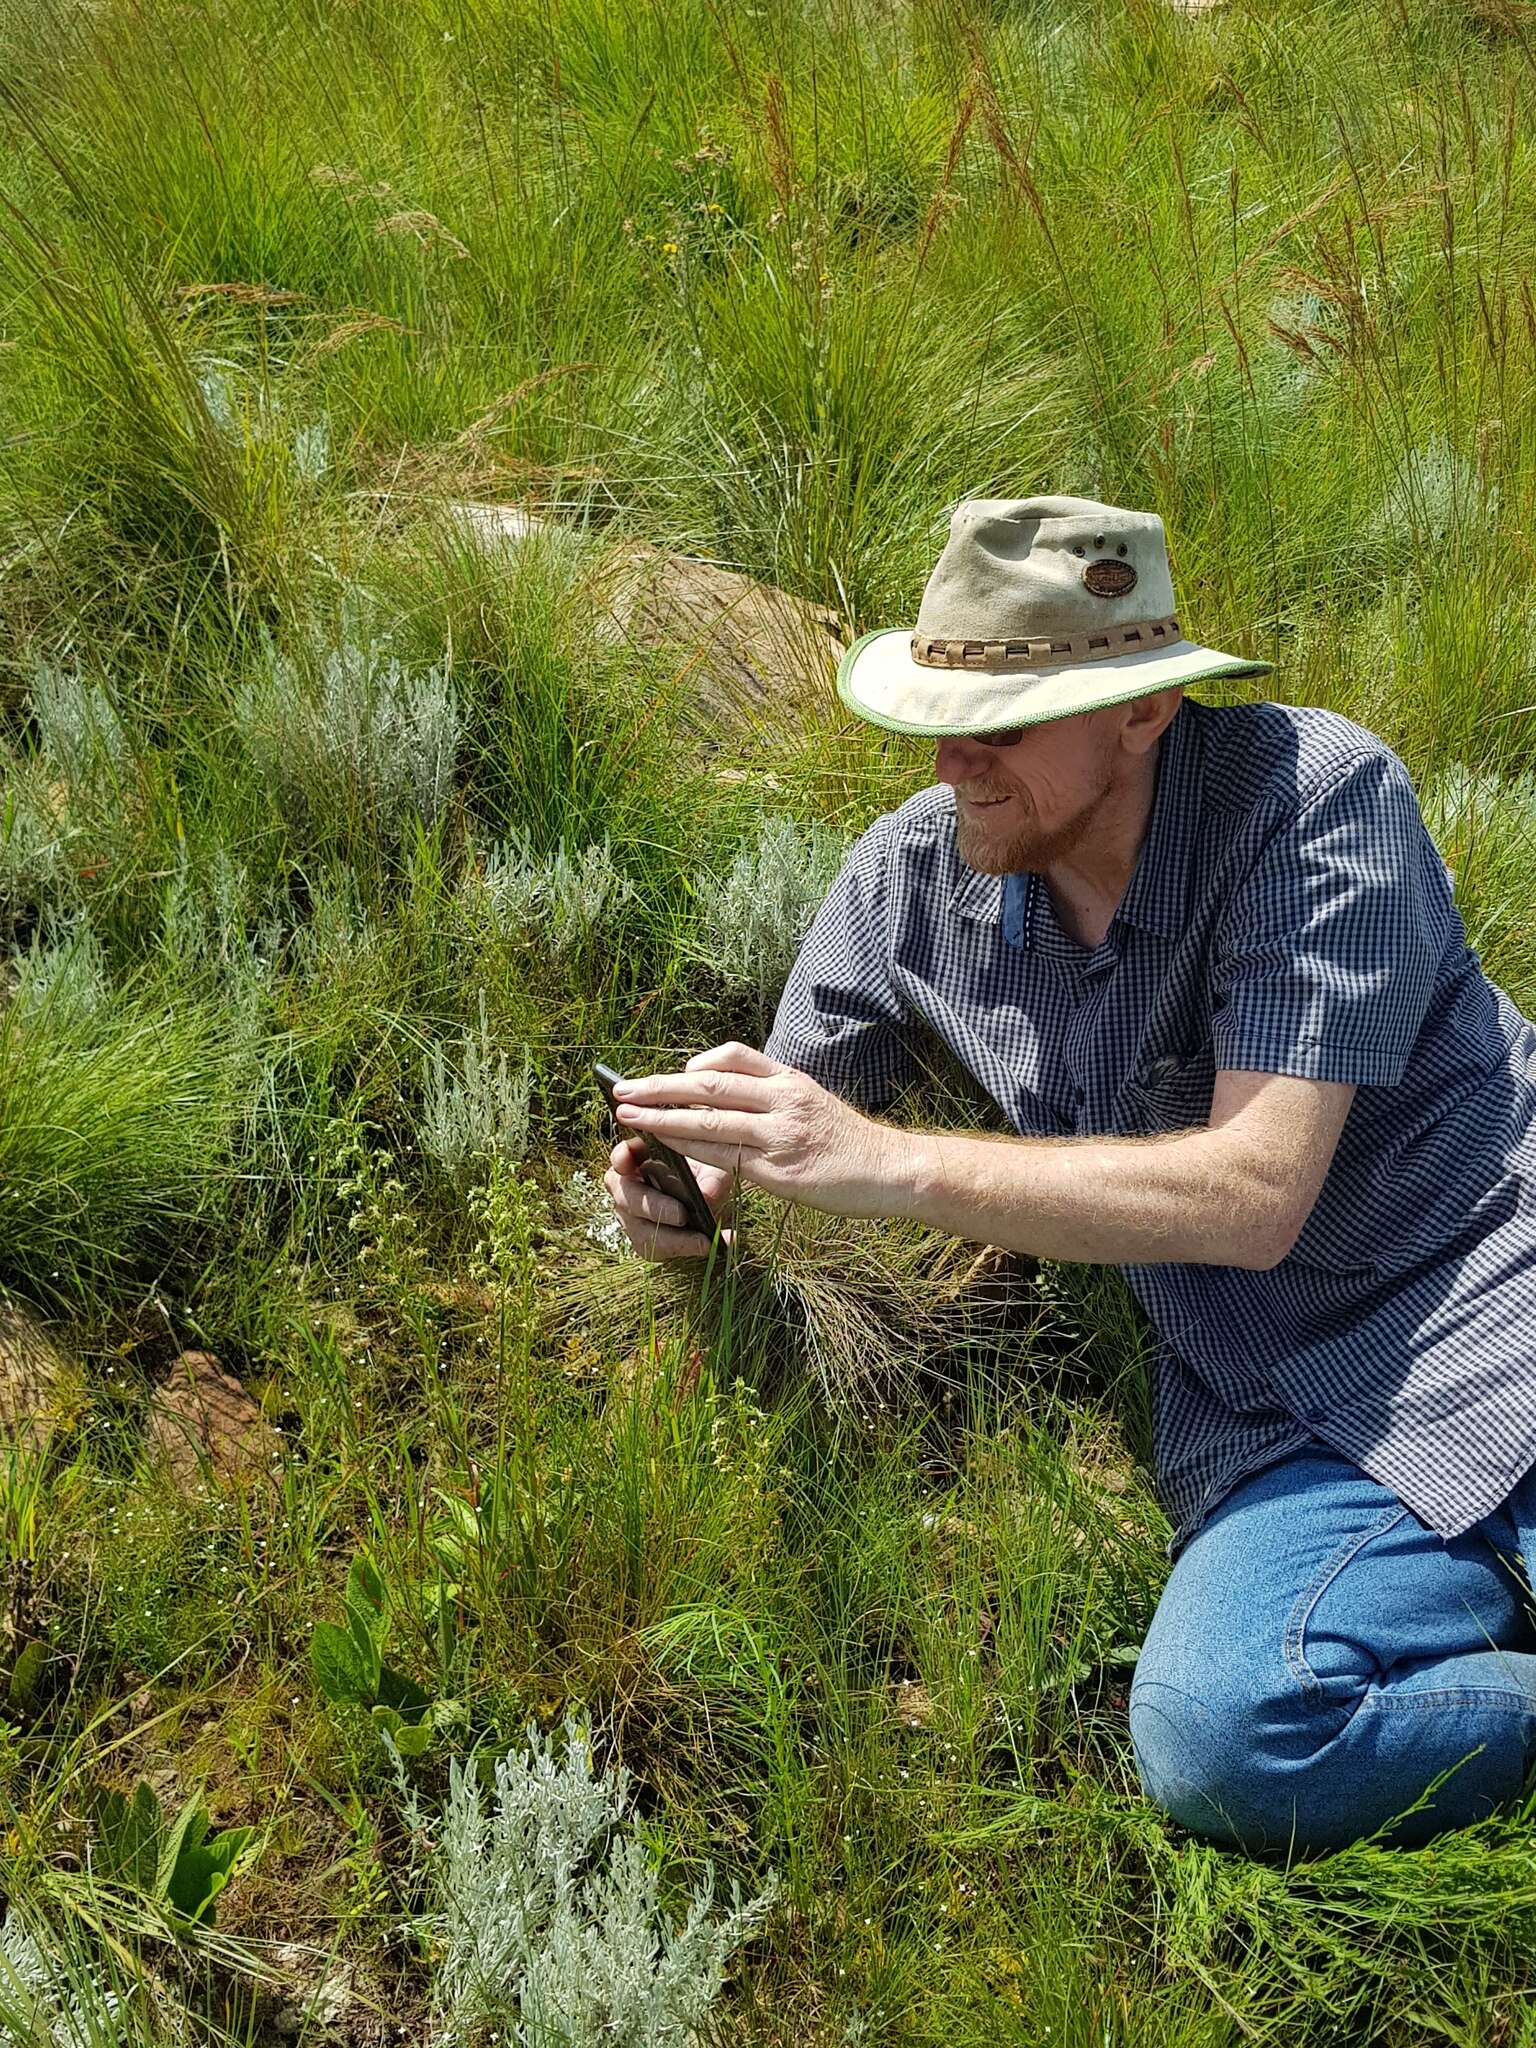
[0, 984, 239, 1313]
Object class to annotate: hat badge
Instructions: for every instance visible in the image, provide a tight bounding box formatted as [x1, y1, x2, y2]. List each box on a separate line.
[1081, 546, 1138, 598]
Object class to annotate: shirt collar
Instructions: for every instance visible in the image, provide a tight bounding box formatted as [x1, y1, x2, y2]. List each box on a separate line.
[945, 699, 1201, 943]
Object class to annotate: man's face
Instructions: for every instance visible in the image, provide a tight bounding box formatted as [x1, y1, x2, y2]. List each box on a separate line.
[934, 709, 1121, 876]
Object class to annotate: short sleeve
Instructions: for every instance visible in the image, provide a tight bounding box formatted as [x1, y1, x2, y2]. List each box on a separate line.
[1209, 752, 1453, 1088]
[763, 814, 923, 1112]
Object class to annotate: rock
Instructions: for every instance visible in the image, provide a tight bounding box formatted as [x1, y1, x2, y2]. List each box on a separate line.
[269, 1943, 355, 2037]
[0, 1300, 87, 1453]
[440, 503, 845, 741]
[589, 539, 844, 740]
[443, 499, 548, 548]
[1065, 1449, 1147, 1548]
[145, 1351, 284, 1498]
[140, 1753, 186, 1809]
[894, 1678, 935, 1729]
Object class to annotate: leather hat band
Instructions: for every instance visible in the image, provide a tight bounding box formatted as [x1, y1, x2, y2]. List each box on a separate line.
[911, 614, 1182, 671]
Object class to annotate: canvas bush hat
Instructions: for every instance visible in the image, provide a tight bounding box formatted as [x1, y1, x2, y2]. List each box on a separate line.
[838, 494, 1273, 736]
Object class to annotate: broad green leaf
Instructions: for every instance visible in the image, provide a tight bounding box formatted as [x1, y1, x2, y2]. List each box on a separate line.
[155, 1796, 209, 1906]
[89, 1780, 163, 1892]
[312, 1619, 378, 1704]
[7, 1640, 49, 1714]
[376, 1660, 430, 1716]
[346, 1596, 385, 1678]
[346, 1552, 387, 1634]
[374, 1703, 433, 1757]
[419, 1579, 461, 1624]
[432, 1489, 481, 1562]
[166, 1825, 254, 1925]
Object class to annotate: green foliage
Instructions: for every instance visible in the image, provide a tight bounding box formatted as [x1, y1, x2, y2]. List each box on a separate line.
[85, 1776, 254, 1928]
[686, 813, 849, 1043]
[0, 985, 239, 1314]
[419, 989, 535, 1180]
[310, 1548, 462, 1761]
[234, 621, 461, 860]
[389, 1712, 779, 2046]
[1420, 760, 1536, 1010]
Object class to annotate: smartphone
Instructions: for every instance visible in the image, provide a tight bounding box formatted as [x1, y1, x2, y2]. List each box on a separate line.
[594, 1061, 722, 1244]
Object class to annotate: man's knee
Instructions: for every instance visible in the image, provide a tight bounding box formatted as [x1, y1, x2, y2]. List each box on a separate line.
[1128, 1667, 1326, 1853]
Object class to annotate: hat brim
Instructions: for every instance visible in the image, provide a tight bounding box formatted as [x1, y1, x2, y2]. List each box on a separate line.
[837, 627, 1273, 736]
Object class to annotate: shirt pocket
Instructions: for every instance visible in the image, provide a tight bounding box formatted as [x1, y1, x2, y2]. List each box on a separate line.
[1118, 1049, 1216, 1135]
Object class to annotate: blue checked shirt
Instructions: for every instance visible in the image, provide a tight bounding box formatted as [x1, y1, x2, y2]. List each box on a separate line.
[763, 698, 1536, 1559]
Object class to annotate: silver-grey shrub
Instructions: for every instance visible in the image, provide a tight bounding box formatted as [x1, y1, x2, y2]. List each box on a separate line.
[471, 832, 545, 931]
[464, 832, 636, 958]
[289, 417, 331, 483]
[558, 1166, 635, 1259]
[0, 771, 74, 930]
[1421, 761, 1536, 850]
[420, 990, 533, 1176]
[1419, 762, 1536, 961]
[197, 356, 332, 487]
[10, 914, 110, 1025]
[159, 845, 282, 1041]
[29, 661, 129, 789]
[0, 1901, 129, 2047]
[540, 838, 636, 955]
[1, 663, 132, 931]
[235, 629, 460, 849]
[693, 814, 847, 1037]
[387, 1713, 776, 2048]
[1376, 433, 1496, 562]
[1260, 289, 1345, 419]
[291, 863, 380, 983]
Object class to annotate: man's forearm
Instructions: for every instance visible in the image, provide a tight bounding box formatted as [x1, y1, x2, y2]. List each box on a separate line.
[879, 1124, 1290, 1269]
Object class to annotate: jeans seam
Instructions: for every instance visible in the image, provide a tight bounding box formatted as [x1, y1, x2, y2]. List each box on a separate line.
[1355, 1687, 1536, 1715]
[1282, 1503, 1409, 1701]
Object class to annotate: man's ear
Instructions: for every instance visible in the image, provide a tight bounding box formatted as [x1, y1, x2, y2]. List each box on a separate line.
[1120, 685, 1184, 756]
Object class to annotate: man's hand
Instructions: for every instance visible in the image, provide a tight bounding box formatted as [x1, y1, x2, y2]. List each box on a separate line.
[608, 1042, 898, 1219]
[604, 1138, 736, 1262]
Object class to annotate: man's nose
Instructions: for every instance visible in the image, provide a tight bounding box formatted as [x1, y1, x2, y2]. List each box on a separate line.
[935, 737, 987, 783]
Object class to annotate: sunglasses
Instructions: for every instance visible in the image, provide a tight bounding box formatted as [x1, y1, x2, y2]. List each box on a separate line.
[956, 726, 1025, 749]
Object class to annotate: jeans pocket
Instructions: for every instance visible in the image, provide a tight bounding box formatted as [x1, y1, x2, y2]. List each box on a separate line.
[1282, 1503, 1410, 1704]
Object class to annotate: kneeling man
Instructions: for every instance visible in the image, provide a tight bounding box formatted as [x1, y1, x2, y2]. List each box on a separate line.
[605, 494, 1536, 1856]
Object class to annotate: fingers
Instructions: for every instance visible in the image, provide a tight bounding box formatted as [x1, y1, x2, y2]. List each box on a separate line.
[614, 1067, 775, 1112]
[603, 1156, 733, 1262]
[606, 1156, 728, 1233]
[611, 1135, 731, 1207]
[692, 1160, 734, 1208]
[685, 1040, 784, 1077]
[630, 1219, 733, 1261]
[605, 1157, 688, 1231]
[605, 1136, 741, 1261]
[628, 1218, 714, 1260]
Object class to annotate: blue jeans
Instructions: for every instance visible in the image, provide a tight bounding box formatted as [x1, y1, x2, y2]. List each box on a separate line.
[1129, 1449, 1536, 1854]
